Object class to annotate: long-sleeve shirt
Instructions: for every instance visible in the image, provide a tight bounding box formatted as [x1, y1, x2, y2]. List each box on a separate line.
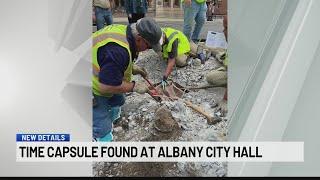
[125, 0, 148, 14]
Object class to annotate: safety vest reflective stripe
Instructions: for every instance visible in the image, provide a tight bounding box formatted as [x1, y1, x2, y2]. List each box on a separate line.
[181, 0, 205, 4]
[196, 0, 205, 3]
[92, 24, 133, 97]
[167, 31, 178, 42]
[162, 27, 191, 59]
[93, 64, 100, 77]
[93, 32, 127, 47]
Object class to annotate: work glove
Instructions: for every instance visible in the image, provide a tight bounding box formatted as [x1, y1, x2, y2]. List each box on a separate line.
[133, 81, 149, 94]
[132, 65, 148, 78]
[215, 51, 227, 63]
[161, 75, 168, 90]
[216, 66, 226, 71]
[215, 99, 228, 116]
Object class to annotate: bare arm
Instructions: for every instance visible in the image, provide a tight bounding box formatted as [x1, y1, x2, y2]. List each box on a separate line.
[164, 58, 176, 78]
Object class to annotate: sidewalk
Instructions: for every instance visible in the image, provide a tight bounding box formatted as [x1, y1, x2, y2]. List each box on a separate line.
[93, 17, 223, 40]
[93, 8, 224, 40]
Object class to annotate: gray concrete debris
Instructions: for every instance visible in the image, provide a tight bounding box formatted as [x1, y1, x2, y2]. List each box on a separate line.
[95, 45, 228, 177]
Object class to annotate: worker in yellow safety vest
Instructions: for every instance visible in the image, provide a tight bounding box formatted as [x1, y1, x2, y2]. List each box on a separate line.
[92, 17, 162, 142]
[158, 27, 191, 87]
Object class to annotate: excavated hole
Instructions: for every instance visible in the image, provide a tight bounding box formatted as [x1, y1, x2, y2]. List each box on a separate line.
[148, 81, 189, 102]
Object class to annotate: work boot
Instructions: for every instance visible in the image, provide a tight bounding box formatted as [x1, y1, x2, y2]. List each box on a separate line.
[176, 54, 188, 67]
[96, 132, 113, 142]
[190, 41, 198, 55]
[206, 68, 227, 86]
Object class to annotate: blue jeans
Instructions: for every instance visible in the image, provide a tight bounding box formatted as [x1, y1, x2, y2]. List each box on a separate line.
[93, 94, 124, 141]
[183, 1, 207, 42]
[95, 6, 113, 30]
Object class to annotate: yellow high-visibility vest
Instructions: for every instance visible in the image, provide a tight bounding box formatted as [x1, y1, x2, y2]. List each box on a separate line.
[162, 27, 191, 59]
[92, 24, 133, 97]
[181, 0, 206, 4]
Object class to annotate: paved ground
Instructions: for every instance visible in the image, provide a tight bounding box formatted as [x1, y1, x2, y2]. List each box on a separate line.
[93, 18, 223, 40]
[93, 8, 227, 177]
[93, 8, 224, 40]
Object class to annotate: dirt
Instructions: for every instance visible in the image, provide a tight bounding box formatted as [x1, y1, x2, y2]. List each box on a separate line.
[146, 105, 182, 141]
[93, 49, 228, 177]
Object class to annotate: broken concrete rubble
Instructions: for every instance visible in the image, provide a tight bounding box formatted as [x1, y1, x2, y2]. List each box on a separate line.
[94, 47, 228, 177]
[154, 105, 179, 133]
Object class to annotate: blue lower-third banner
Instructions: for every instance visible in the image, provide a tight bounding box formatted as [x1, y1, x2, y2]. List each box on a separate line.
[16, 134, 70, 142]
